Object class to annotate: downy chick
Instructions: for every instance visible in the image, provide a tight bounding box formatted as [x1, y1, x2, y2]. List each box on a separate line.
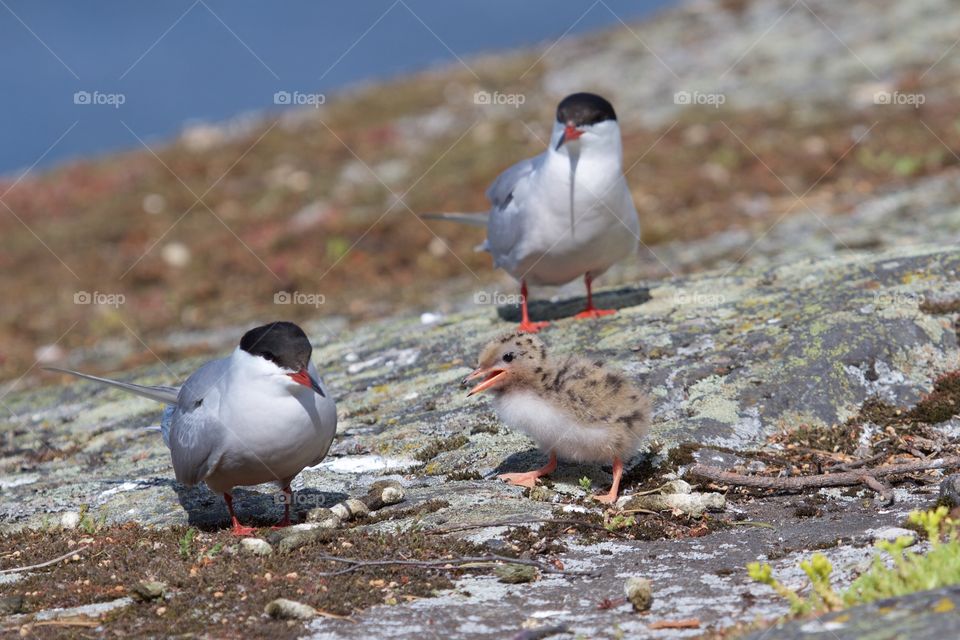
[465, 331, 650, 503]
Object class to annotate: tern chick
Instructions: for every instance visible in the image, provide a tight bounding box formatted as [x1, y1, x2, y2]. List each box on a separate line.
[465, 331, 650, 503]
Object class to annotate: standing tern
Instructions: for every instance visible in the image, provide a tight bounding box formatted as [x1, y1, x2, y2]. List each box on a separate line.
[46, 321, 337, 535]
[426, 92, 640, 333]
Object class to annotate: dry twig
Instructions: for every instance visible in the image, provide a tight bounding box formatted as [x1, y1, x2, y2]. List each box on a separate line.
[648, 618, 700, 630]
[309, 552, 599, 578]
[426, 518, 629, 539]
[690, 456, 960, 501]
[0, 546, 89, 575]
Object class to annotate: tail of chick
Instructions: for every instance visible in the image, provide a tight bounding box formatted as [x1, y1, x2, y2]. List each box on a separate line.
[44, 367, 180, 404]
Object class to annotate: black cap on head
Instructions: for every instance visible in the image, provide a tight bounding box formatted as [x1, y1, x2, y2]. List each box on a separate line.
[556, 93, 617, 126]
[240, 321, 312, 372]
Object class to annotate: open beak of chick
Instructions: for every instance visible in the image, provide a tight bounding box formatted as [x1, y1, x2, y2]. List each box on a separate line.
[464, 367, 507, 397]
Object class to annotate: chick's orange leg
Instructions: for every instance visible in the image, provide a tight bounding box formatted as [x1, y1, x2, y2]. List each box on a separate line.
[593, 456, 624, 504]
[223, 493, 257, 536]
[518, 280, 549, 333]
[498, 450, 558, 488]
[574, 273, 616, 320]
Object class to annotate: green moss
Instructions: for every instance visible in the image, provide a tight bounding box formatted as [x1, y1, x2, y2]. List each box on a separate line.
[908, 370, 960, 425]
[414, 434, 469, 462]
[920, 298, 960, 315]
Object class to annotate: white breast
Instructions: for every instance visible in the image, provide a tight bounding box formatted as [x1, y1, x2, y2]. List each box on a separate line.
[513, 156, 639, 286]
[491, 390, 619, 463]
[204, 351, 337, 493]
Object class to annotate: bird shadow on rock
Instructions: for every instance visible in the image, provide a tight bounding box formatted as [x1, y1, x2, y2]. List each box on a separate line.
[491, 449, 550, 476]
[492, 449, 613, 485]
[497, 285, 651, 323]
[172, 482, 348, 532]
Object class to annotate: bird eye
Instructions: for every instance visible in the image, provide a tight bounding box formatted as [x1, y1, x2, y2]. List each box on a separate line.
[502, 353, 514, 363]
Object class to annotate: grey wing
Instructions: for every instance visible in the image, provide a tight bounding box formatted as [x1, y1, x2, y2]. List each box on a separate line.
[484, 156, 538, 263]
[166, 359, 229, 486]
[485, 156, 536, 210]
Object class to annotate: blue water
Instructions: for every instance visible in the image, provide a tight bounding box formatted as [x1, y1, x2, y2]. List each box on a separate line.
[0, 0, 675, 175]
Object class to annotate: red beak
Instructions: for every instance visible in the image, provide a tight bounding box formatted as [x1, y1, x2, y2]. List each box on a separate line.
[464, 367, 507, 396]
[556, 123, 583, 149]
[288, 368, 325, 396]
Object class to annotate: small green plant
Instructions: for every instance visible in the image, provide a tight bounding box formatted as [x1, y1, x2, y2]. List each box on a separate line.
[578, 476, 592, 491]
[77, 504, 107, 535]
[204, 542, 225, 560]
[748, 507, 960, 617]
[179, 527, 198, 559]
[604, 514, 636, 532]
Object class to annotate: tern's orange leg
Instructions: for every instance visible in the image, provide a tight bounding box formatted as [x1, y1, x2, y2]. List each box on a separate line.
[574, 273, 616, 320]
[518, 280, 549, 333]
[272, 484, 293, 529]
[498, 451, 558, 488]
[223, 493, 257, 536]
[593, 456, 624, 504]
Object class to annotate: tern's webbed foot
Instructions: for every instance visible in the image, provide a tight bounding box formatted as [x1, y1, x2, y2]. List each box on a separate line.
[517, 320, 550, 334]
[230, 523, 258, 537]
[574, 308, 616, 320]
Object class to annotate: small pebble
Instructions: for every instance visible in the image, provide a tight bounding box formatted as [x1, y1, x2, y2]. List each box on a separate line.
[746, 460, 767, 473]
[528, 486, 557, 502]
[265, 598, 317, 620]
[331, 498, 370, 521]
[624, 577, 653, 612]
[303, 510, 342, 528]
[59, 511, 80, 530]
[495, 564, 537, 584]
[867, 527, 916, 544]
[276, 529, 328, 554]
[129, 580, 166, 602]
[240, 538, 273, 557]
[0, 595, 24, 615]
[360, 480, 406, 511]
[660, 479, 692, 495]
[940, 474, 960, 507]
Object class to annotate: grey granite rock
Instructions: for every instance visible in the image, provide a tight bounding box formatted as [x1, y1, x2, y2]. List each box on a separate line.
[742, 585, 960, 640]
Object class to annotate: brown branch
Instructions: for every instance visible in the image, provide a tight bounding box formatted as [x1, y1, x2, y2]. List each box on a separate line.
[860, 474, 893, 505]
[308, 553, 599, 578]
[426, 518, 631, 539]
[689, 456, 960, 494]
[0, 546, 88, 574]
[825, 451, 887, 472]
[648, 618, 701, 630]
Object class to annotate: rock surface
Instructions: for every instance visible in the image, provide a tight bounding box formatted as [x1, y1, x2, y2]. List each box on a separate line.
[2, 240, 957, 637]
[5, 0, 960, 637]
[742, 585, 960, 640]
